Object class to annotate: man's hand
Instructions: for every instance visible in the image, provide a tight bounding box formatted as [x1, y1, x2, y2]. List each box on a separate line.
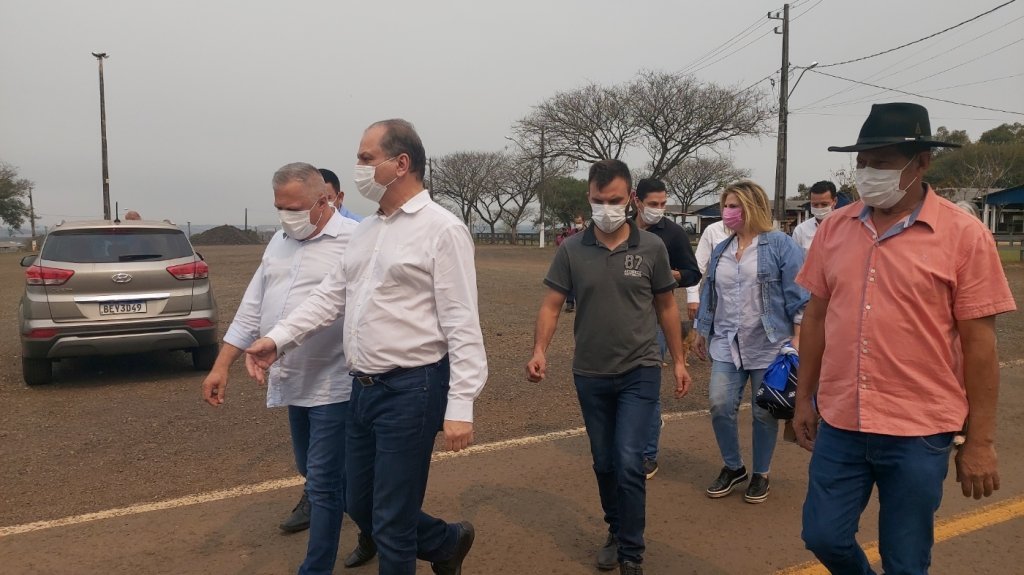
[687, 302, 698, 321]
[244, 337, 279, 385]
[792, 397, 818, 452]
[202, 369, 229, 406]
[526, 351, 547, 382]
[444, 420, 474, 452]
[673, 362, 692, 399]
[956, 441, 1000, 499]
[693, 334, 708, 361]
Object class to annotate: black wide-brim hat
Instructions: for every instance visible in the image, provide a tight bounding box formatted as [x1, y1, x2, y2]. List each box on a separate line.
[828, 102, 963, 152]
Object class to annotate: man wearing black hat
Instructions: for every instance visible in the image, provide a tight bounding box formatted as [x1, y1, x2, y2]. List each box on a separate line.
[791, 102, 1016, 574]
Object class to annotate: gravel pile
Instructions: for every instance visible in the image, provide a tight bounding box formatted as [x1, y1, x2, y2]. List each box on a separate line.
[190, 225, 263, 245]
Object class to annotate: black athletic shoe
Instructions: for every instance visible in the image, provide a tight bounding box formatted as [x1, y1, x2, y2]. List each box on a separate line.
[744, 473, 770, 504]
[278, 492, 310, 533]
[643, 459, 659, 480]
[705, 466, 748, 498]
[620, 561, 644, 575]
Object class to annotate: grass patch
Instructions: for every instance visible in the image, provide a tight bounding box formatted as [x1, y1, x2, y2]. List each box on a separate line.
[999, 248, 1022, 263]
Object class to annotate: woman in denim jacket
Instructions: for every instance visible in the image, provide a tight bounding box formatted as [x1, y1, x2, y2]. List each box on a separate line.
[694, 180, 809, 504]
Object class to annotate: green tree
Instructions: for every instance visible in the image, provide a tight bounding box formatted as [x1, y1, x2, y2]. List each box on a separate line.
[0, 161, 33, 231]
[927, 142, 1024, 189]
[978, 122, 1024, 145]
[933, 126, 972, 157]
[542, 176, 589, 229]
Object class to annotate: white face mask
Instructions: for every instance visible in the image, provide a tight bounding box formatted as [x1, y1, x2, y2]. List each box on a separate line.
[810, 205, 833, 220]
[591, 203, 627, 233]
[278, 198, 328, 240]
[855, 156, 918, 209]
[353, 157, 398, 203]
[640, 205, 665, 225]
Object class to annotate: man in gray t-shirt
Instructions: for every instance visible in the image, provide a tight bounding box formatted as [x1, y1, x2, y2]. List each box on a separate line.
[527, 159, 692, 574]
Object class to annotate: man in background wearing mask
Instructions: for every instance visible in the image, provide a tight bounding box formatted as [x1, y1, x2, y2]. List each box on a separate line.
[791, 180, 837, 253]
[527, 160, 691, 575]
[245, 120, 485, 575]
[632, 177, 701, 480]
[793, 103, 1016, 574]
[319, 168, 363, 223]
[201, 163, 359, 575]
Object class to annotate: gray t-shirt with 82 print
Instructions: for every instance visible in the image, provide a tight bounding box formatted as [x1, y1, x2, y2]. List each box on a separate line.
[544, 220, 677, 377]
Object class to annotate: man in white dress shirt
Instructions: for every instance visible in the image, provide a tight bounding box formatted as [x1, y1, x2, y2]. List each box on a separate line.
[246, 119, 485, 575]
[685, 220, 731, 321]
[791, 181, 837, 253]
[201, 163, 358, 575]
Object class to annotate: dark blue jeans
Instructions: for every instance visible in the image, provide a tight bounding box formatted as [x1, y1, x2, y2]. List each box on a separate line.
[287, 402, 348, 575]
[802, 420, 955, 575]
[345, 358, 459, 575]
[574, 366, 660, 565]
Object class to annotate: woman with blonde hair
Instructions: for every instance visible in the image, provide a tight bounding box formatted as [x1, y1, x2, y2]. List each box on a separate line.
[694, 180, 809, 503]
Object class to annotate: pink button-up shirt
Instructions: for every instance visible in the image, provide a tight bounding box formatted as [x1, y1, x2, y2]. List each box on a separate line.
[797, 187, 1016, 436]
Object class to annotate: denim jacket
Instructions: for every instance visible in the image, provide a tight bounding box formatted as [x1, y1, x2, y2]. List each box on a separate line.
[695, 230, 809, 343]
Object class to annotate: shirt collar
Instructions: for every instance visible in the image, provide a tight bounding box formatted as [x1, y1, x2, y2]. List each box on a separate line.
[582, 217, 640, 248]
[854, 183, 936, 230]
[307, 210, 345, 241]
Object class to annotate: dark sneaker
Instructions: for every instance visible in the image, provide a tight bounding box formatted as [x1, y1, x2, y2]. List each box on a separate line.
[597, 533, 618, 571]
[565, 302, 576, 313]
[343, 531, 377, 568]
[620, 561, 644, 575]
[744, 473, 770, 504]
[643, 459, 659, 480]
[705, 466, 748, 498]
[431, 521, 475, 575]
[278, 491, 310, 533]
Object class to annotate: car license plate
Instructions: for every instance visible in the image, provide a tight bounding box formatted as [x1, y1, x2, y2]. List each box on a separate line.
[99, 301, 147, 315]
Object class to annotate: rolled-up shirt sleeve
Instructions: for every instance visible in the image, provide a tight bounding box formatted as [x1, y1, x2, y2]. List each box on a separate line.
[265, 262, 348, 355]
[223, 263, 265, 350]
[432, 225, 488, 422]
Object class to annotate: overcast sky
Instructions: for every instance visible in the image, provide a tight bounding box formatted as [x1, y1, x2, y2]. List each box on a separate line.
[2, 0, 1022, 230]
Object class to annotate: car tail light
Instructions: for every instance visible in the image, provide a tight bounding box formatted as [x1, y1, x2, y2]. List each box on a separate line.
[26, 328, 59, 339]
[166, 260, 209, 280]
[25, 265, 75, 286]
[187, 318, 215, 329]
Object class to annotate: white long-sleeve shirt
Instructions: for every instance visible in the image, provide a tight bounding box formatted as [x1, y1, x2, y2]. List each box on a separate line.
[685, 221, 732, 306]
[266, 189, 488, 422]
[224, 211, 358, 408]
[791, 217, 818, 253]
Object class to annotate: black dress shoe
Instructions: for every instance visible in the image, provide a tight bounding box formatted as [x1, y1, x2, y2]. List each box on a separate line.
[620, 560, 644, 575]
[597, 533, 618, 571]
[343, 531, 377, 568]
[431, 521, 475, 575]
[278, 492, 310, 533]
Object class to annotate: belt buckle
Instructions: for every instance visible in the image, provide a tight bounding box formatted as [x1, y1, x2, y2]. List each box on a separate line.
[355, 375, 375, 387]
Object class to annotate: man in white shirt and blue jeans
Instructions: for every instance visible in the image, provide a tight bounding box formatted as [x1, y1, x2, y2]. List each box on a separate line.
[201, 163, 358, 575]
[246, 119, 486, 575]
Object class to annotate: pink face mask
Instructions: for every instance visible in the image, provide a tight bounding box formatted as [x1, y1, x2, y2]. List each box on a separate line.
[722, 206, 745, 231]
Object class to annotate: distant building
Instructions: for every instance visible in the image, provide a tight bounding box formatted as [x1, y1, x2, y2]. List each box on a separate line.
[0, 240, 25, 252]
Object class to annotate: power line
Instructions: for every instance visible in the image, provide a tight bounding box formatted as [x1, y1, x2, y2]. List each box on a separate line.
[806, 69, 1024, 116]
[790, 0, 825, 22]
[815, 0, 1018, 68]
[676, 14, 767, 75]
[790, 111, 1009, 122]
[689, 27, 776, 74]
[927, 72, 1024, 93]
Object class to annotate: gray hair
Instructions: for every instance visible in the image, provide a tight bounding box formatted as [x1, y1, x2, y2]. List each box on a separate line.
[955, 201, 979, 218]
[272, 162, 326, 202]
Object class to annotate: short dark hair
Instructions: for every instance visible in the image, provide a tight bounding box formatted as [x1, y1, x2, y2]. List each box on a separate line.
[809, 180, 837, 199]
[635, 178, 667, 200]
[370, 119, 427, 181]
[588, 159, 632, 192]
[319, 168, 341, 194]
[893, 142, 932, 159]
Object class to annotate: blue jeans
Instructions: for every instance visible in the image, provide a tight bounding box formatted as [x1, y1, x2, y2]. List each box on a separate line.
[802, 421, 954, 575]
[574, 366, 660, 564]
[709, 360, 778, 474]
[345, 357, 459, 575]
[287, 402, 348, 575]
[643, 397, 661, 461]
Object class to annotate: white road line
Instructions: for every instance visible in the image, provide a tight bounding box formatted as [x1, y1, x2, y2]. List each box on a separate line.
[0, 407, 717, 539]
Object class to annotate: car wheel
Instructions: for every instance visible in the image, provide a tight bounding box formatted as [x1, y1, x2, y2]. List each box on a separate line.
[192, 343, 219, 370]
[23, 357, 53, 386]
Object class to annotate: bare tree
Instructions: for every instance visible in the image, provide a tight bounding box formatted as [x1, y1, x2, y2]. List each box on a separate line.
[630, 70, 771, 179]
[473, 187, 508, 238]
[662, 155, 749, 213]
[515, 82, 640, 164]
[432, 151, 505, 228]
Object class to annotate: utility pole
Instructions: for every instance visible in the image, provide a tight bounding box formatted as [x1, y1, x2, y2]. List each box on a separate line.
[769, 5, 789, 229]
[538, 126, 546, 248]
[244, 208, 248, 231]
[92, 52, 111, 220]
[428, 158, 435, 200]
[28, 184, 36, 237]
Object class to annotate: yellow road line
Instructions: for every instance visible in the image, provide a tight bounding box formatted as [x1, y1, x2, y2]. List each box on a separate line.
[776, 495, 1024, 574]
[0, 407, 720, 539]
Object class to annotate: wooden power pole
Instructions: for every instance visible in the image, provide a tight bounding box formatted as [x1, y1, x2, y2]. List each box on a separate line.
[769, 4, 790, 229]
[92, 52, 111, 220]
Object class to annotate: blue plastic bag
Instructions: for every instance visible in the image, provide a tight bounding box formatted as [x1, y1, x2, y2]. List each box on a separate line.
[755, 344, 799, 420]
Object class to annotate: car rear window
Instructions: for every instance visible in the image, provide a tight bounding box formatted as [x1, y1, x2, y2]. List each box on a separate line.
[41, 229, 195, 263]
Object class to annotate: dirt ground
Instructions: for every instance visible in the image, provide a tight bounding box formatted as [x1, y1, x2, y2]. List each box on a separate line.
[0, 244, 1021, 532]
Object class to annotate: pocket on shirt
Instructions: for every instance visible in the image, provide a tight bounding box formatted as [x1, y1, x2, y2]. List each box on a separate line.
[918, 432, 955, 454]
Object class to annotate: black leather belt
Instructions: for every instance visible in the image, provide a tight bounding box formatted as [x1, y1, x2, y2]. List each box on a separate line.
[350, 355, 448, 387]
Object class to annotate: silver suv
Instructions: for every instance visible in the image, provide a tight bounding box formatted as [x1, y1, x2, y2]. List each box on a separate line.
[19, 219, 219, 385]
